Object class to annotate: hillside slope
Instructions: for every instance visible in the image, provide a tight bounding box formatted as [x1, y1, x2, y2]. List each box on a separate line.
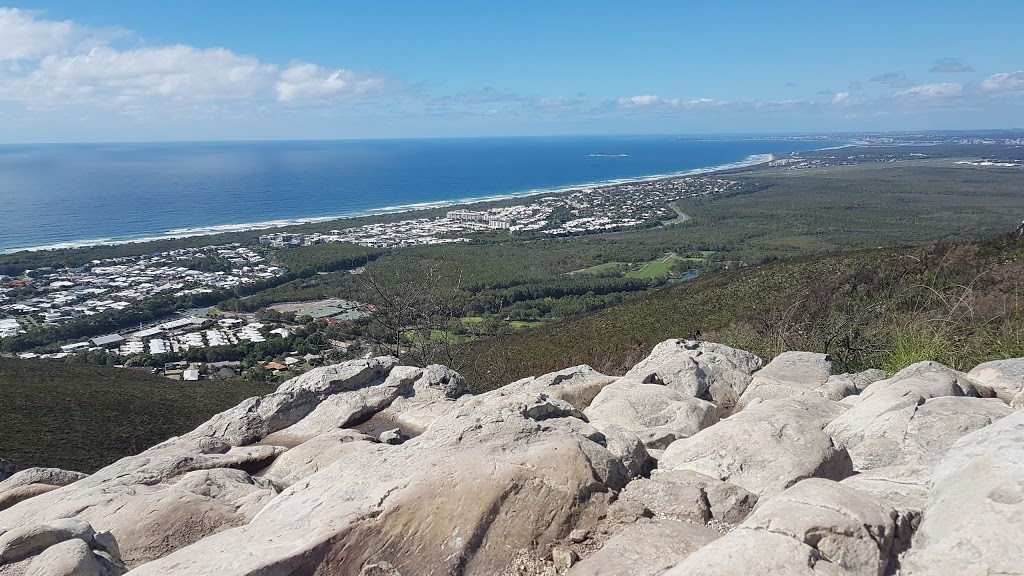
[0, 359, 272, 472]
[456, 235, 1024, 391]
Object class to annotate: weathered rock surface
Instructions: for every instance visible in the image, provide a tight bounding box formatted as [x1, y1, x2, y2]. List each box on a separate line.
[839, 465, 932, 521]
[741, 478, 896, 576]
[623, 340, 762, 412]
[826, 362, 1011, 469]
[260, 430, 378, 488]
[3, 344, 1023, 576]
[900, 410, 1024, 575]
[23, 537, 123, 576]
[816, 369, 887, 401]
[646, 469, 758, 524]
[737, 351, 832, 406]
[659, 398, 854, 497]
[124, 392, 626, 575]
[567, 519, 719, 576]
[0, 519, 96, 564]
[620, 477, 710, 523]
[187, 356, 399, 446]
[584, 381, 718, 449]
[504, 365, 617, 411]
[664, 528, 848, 575]
[968, 357, 1024, 404]
[0, 468, 89, 513]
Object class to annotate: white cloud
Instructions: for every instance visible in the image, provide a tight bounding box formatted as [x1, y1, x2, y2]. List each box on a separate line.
[832, 92, 851, 104]
[617, 94, 661, 107]
[893, 83, 964, 100]
[275, 63, 383, 102]
[981, 71, 1024, 92]
[616, 95, 728, 110]
[0, 8, 75, 61]
[0, 45, 275, 106]
[0, 8, 387, 111]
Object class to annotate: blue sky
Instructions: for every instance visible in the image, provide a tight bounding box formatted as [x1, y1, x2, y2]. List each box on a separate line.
[1, 1, 1022, 142]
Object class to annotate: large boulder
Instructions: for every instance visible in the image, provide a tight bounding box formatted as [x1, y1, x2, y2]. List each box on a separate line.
[122, 391, 631, 575]
[0, 518, 95, 563]
[620, 477, 710, 524]
[185, 357, 400, 446]
[567, 519, 719, 576]
[23, 537, 124, 576]
[0, 469, 89, 513]
[262, 365, 419, 446]
[736, 351, 832, 408]
[503, 365, 617, 411]
[839, 465, 932, 521]
[659, 398, 853, 497]
[741, 478, 897, 576]
[259, 430, 379, 488]
[0, 441, 280, 567]
[623, 340, 762, 412]
[900, 411, 1024, 575]
[584, 381, 718, 450]
[968, 357, 1024, 404]
[815, 369, 887, 401]
[663, 528, 848, 576]
[825, 364, 1012, 470]
[645, 469, 758, 524]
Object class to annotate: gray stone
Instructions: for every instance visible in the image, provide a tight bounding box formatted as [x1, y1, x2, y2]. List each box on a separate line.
[551, 548, 577, 571]
[185, 356, 400, 446]
[648, 469, 758, 524]
[623, 340, 763, 412]
[23, 538, 104, 576]
[502, 365, 616, 411]
[621, 477, 710, 523]
[741, 478, 897, 576]
[663, 528, 847, 576]
[826, 376, 1012, 470]
[967, 357, 1024, 404]
[378, 428, 406, 445]
[567, 520, 719, 576]
[588, 421, 654, 480]
[121, 387, 632, 575]
[584, 381, 718, 449]
[815, 369, 887, 401]
[0, 518, 95, 563]
[737, 351, 833, 408]
[660, 398, 854, 497]
[259, 430, 378, 488]
[900, 411, 1024, 575]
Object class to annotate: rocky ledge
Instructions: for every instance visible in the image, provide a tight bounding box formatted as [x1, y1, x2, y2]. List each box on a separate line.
[1, 340, 1022, 576]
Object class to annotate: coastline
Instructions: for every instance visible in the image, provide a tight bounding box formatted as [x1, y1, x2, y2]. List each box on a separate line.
[1, 149, 800, 255]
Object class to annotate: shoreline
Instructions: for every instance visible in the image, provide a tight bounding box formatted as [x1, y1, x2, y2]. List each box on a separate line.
[0, 148, 825, 255]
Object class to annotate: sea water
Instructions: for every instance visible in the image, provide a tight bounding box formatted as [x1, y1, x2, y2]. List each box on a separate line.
[0, 135, 842, 253]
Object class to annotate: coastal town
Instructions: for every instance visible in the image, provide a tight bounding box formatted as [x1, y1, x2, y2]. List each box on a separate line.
[0, 173, 743, 377]
[258, 174, 743, 248]
[0, 243, 286, 340]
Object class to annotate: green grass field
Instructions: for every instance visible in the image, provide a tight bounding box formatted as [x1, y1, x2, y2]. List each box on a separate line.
[626, 253, 683, 279]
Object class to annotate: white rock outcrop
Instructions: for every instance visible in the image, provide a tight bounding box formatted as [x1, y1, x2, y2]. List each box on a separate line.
[659, 398, 854, 497]
[1, 343, 1022, 575]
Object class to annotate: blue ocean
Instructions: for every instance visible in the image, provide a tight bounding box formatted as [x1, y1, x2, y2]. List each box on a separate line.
[0, 136, 841, 253]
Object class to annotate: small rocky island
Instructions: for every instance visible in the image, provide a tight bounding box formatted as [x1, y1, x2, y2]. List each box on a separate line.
[1, 340, 1022, 575]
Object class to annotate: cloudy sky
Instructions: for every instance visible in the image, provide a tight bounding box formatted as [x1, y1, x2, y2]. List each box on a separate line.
[1, 0, 1022, 142]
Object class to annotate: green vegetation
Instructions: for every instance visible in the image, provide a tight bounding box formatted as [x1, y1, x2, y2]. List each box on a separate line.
[0, 358, 274, 472]
[455, 235, 1024, 392]
[626, 253, 685, 279]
